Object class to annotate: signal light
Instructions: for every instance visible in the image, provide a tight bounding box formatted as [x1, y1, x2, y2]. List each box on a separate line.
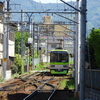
[29, 52, 32, 56]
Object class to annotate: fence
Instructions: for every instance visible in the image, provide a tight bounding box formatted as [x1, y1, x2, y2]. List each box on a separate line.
[85, 69, 100, 100]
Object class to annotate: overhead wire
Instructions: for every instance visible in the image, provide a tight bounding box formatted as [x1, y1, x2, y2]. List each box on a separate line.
[28, 0, 43, 21]
[27, 0, 75, 38]
[10, 1, 22, 21]
[39, 0, 44, 12]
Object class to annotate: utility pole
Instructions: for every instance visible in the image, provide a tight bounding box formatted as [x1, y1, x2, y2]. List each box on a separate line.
[60, 0, 87, 99]
[32, 21, 35, 69]
[21, 9, 25, 73]
[80, 0, 87, 100]
[3, 0, 9, 79]
[21, 9, 24, 57]
[37, 25, 39, 55]
[46, 25, 49, 63]
[75, 0, 80, 96]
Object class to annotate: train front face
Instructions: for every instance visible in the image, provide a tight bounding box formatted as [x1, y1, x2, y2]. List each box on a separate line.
[50, 50, 69, 74]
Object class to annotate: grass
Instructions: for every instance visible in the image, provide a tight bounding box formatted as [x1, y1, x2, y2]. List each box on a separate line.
[0, 78, 3, 82]
[66, 79, 75, 89]
[11, 73, 19, 78]
[60, 78, 75, 90]
[60, 79, 67, 89]
[35, 62, 50, 70]
[59, 69, 75, 90]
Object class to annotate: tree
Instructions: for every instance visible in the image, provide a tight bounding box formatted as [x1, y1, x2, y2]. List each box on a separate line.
[14, 54, 25, 74]
[87, 28, 100, 68]
[14, 31, 30, 54]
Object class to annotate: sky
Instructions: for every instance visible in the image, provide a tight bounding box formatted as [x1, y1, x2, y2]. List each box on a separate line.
[33, 0, 76, 3]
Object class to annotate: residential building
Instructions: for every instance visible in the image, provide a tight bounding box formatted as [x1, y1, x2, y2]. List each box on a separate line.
[0, 2, 3, 77]
[0, 2, 16, 79]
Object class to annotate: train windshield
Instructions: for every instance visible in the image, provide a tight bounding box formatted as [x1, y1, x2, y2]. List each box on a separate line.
[50, 51, 69, 62]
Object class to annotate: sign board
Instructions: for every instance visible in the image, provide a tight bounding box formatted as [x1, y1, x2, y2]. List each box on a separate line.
[28, 38, 33, 43]
[3, 58, 7, 62]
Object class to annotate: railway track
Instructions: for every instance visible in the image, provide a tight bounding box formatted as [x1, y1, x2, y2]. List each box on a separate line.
[23, 76, 62, 100]
[0, 71, 46, 100]
[0, 71, 73, 100]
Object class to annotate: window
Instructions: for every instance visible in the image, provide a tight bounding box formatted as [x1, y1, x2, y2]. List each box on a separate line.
[0, 33, 3, 44]
[50, 51, 69, 62]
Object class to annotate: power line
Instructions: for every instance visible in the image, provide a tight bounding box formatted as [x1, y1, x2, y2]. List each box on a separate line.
[28, 0, 43, 19]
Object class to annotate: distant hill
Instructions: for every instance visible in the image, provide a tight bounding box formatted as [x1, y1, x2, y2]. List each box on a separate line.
[87, 0, 100, 30]
[6, 0, 100, 30]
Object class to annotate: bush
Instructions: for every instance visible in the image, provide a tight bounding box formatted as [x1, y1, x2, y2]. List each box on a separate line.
[87, 28, 100, 68]
[11, 64, 18, 74]
[14, 54, 25, 74]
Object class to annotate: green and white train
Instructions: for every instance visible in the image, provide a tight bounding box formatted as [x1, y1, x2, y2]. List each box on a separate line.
[50, 47, 70, 74]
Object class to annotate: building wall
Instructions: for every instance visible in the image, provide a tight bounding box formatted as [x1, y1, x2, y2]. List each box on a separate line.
[43, 15, 52, 24]
[9, 40, 15, 57]
[54, 25, 70, 36]
[0, 2, 3, 78]
[0, 2, 15, 79]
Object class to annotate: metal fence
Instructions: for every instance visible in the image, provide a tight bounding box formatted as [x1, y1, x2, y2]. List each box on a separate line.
[85, 69, 100, 89]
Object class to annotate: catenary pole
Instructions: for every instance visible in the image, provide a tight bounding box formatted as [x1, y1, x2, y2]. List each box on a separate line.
[21, 9, 25, 73]
[80, 0, 87, 100]
[3, 0, 9, 79]
[32, 21, 35, 69]
[75, 0, 80, 95]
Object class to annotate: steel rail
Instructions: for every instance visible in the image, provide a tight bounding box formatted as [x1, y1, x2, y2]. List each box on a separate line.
[23, 76, 54, 100]
[47, 79, 62, 100]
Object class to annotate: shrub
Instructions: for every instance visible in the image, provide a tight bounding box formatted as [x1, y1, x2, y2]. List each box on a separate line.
[88, 28, 100, 68]
[11, 64, 18, 74]
[14, 54, 25, 74]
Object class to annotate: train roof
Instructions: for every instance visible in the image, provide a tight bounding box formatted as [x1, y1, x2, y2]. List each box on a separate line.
[51, 49, 68, 52]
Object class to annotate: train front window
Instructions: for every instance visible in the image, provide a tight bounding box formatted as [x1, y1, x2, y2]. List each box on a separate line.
[50, 51, 69, 62]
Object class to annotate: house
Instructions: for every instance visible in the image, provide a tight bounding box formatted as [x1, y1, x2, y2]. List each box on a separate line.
[0, 2, 3, 78]
[0, 2, 16, 79]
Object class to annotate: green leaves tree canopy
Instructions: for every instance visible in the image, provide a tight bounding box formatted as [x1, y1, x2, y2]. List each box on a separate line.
[15, 31, 30, 54]
[88, 28, 100, 68]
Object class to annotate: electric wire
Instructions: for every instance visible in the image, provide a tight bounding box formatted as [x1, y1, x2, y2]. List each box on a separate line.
[28, 0, 43, 20]
[10, 1, 26, 22]
[39, 0, 44, 12]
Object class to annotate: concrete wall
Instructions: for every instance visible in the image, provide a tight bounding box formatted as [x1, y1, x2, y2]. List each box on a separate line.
[0, 67, 2, 77]
[0, 7, 3, 78]
[9, 40, 15, 57]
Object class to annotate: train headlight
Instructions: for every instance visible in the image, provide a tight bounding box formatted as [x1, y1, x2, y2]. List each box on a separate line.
[51, 65, 55, 67]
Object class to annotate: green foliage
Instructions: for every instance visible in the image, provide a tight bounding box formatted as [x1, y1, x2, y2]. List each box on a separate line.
[60, 79, 67, 89]
[88, 28, 100, 68]
[11, 64, 18, 74]
[0, 78, 3, 82]
[66, 79, 75, 89]
[35, 63, 44, 69]
[34, 49, 39, 58]
[14, 31, 30, 54]
[35, 62, 50, 70]
[60, 78, 75, 90]
[14, 54, 25, 74]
